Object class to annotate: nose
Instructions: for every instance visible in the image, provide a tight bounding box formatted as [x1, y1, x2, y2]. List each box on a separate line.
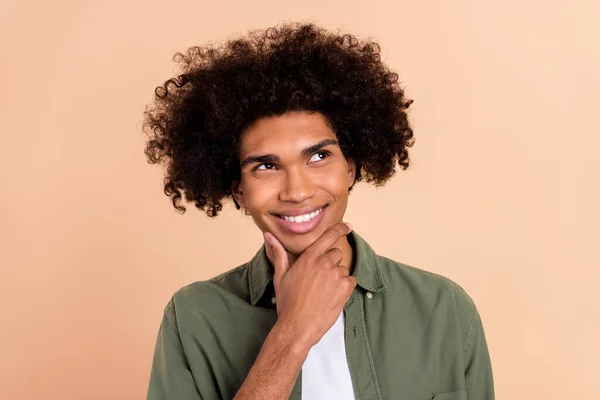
[279, 167, 316, 203]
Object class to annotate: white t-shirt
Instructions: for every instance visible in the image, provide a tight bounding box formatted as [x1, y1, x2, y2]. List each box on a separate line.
[301, 311, 356, 399]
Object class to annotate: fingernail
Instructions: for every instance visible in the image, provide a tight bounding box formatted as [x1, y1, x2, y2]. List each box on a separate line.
[345, 222, 353, 231]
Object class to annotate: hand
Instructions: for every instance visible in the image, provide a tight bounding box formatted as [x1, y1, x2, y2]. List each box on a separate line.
[263, 222, 357, 348]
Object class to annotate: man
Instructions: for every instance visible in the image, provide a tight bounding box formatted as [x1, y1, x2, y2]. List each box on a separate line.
[143, 22, 494, 400]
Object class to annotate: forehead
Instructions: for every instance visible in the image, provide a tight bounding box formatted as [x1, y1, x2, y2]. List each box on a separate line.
[239, 111, 337, 157]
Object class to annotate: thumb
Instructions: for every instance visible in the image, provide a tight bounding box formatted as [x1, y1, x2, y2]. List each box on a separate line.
[263, 231, 290, 286]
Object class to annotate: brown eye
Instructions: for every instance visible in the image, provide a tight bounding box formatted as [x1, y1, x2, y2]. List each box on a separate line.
[256, 163, 276, 170]
[309, 150, 331, 163]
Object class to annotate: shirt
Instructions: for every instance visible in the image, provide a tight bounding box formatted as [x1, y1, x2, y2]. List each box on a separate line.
[301, 310, 355, 399]
[147, 230, 495, 400]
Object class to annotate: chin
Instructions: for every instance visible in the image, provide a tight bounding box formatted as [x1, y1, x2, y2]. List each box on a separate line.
[281, 224, 331, 254]
[281, 238, 313, 256]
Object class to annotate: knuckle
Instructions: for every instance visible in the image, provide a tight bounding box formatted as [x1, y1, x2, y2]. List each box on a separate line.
[321, 255, 334, 268]
[333, 247, 343, 259]
[302, 247, 316, 259]
[327, 227, 340, 240]
[333, 250, 343, 261]
[327, 247, 344, 264]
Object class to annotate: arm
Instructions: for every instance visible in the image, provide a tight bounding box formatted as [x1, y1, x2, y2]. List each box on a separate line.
[234, 222, 355, 399]
[147, 300, 202, 400]
[232, 321, 310, 400]
[148, 223, 354, 400]
[464, 306, 495, 399]
[148, 304, 310, 400]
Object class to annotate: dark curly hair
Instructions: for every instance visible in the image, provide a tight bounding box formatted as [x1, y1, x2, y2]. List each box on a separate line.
[142, 22, 414, 217]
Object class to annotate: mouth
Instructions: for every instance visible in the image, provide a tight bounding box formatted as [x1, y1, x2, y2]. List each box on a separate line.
[271, 205, 329, 234]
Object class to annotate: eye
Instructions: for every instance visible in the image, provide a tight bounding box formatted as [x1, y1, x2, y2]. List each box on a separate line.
[255, 163, 276, 171]
[309, 150, 331, 163]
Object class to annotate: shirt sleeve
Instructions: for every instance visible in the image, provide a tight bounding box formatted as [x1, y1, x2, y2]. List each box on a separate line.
[147, 299, 203, 400]
[463, 304, 495, 399]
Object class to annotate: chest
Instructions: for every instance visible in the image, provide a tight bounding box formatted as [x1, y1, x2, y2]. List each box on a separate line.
[180, 291, 467, 400]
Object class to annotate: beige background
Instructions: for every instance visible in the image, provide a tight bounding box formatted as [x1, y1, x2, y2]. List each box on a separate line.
[1, 0, 599, 399]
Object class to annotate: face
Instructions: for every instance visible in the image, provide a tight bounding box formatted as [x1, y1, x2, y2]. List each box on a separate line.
[232, 111, 356, 256]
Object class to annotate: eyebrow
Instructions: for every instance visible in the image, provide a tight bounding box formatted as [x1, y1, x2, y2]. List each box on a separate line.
[240, 138, 339, 169]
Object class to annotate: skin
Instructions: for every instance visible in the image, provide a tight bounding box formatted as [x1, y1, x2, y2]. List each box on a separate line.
[231, 111, 358, 399]
[231, 110, 356, 268]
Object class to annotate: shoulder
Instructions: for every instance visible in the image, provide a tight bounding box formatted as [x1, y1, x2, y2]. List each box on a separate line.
[164, 262, 253, 317]
[377, 255, 477, 329]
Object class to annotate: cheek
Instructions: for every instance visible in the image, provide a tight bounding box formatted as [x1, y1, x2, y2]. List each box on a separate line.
[317, 168, 351, 196]
[243, 179, 278, 211]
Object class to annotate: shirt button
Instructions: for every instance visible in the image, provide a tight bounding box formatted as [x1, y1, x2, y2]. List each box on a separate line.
[271, 296, 277, 304]
[366, 292, 373, 299]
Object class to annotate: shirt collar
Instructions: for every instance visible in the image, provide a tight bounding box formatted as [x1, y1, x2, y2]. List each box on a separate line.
[248, 230, 387, 306]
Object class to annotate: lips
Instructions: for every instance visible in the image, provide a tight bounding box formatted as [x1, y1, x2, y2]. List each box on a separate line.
[272, 205, 329, 234]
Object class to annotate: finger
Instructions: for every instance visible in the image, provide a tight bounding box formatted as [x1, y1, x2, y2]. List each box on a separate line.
[263, 231, 290, 287]
[305, 222, 353, 257]
[346, 275, 357, 288]
[334, 263, 351, 277]
[319, 247, 344, 267]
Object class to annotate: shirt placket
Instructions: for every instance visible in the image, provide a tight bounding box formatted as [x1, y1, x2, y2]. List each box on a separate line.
[344, 288, 383, 400]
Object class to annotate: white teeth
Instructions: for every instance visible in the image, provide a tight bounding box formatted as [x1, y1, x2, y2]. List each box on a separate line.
[282, 207, 323, 223]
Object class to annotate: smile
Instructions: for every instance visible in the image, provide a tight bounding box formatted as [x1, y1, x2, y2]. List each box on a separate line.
[279, 207, 324, 223]
[272, 205, 329, 234]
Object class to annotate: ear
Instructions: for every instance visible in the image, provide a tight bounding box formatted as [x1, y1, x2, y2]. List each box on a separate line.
[346, 158, 357, 188]
[230, 180, 246, 208]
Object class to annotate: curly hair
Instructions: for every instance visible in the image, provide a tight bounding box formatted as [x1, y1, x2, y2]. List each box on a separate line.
[142, 22, 414, 217]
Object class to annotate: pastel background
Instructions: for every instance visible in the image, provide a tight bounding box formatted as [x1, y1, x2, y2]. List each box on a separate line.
[1, 0, 598, 398]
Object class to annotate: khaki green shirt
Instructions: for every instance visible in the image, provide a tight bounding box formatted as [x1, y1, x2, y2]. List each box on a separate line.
[147, 231, 494, 400]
